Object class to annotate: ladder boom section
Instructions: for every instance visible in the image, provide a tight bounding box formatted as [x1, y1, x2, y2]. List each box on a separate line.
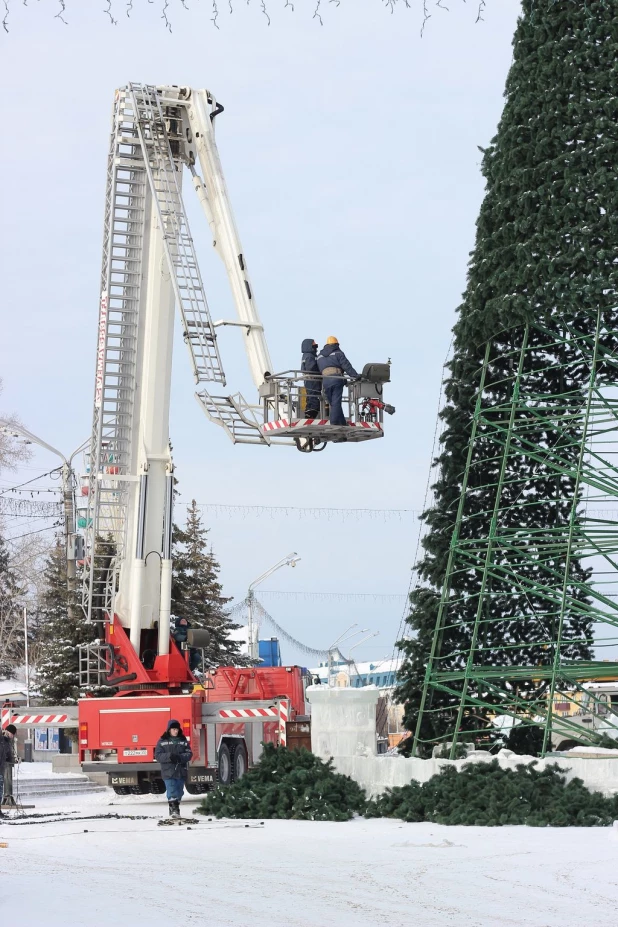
[84, 84, 226, 634]
[83, 89, 147, 624]
[178, 87, 274, 389]
[129, 84, 225, 388]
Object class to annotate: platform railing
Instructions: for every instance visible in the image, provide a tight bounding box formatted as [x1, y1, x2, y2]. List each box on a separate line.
[259, 370, 386, 426]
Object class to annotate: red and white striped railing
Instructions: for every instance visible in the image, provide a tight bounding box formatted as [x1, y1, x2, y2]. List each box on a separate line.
[1, 711, 69, 728]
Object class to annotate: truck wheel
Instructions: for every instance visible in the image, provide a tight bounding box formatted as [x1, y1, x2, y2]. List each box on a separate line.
[218, 742, 233, 786]
[112, 785, 131, 796]
[151, 779, 166, 795]
[232, 743, 247, 781]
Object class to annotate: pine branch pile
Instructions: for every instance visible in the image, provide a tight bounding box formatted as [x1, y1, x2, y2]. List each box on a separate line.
[366, 761, 618, 827]
[196, 744, 367, 821]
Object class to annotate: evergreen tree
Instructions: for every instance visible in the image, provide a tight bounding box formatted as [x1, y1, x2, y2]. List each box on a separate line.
[0, 532, 24, 679]
[35, 541, 97, 704]
[397, 2, 618, 752]
[171, 500, 248, 668]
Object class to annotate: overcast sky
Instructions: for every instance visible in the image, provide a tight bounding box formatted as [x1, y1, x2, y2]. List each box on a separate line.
[0, 0, 522, 664]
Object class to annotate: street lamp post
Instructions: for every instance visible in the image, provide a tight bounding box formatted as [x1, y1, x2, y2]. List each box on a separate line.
[347, 630, 380, 686]
[327, 625, 371, 687]
[0, 420, 88, 611]
[247, 552, 301, 662]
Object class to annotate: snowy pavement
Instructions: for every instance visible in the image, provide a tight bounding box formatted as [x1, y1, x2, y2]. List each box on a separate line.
[2, 788, 618, 926]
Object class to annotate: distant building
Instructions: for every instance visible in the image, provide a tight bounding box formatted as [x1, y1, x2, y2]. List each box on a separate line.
[308, 656, 401, 691]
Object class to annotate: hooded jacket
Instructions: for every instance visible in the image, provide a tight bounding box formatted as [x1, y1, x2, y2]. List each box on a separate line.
[154, 719, 193, 780]
[301, 339, 321, 394]
[317, 342, 358, 379]
[0, 732, 14, 773]
[172, 616, 190, 644]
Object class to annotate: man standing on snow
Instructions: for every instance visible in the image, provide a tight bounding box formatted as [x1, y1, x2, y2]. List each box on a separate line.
[0, 724, 16, 817]
[317, 336, 359, 427]
[154, 719, 193, 818]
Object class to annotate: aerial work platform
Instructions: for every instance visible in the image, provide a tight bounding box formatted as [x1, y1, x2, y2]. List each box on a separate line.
[199, 364, 393, 451]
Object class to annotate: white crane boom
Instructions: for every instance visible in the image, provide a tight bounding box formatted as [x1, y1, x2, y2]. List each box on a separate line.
[83, 82, 389, 647]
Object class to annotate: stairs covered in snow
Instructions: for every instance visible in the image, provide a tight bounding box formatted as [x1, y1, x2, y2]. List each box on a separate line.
[9, 774, 107, 800]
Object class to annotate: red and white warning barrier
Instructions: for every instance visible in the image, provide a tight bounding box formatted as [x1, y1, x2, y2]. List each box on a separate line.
[217, 706, 279, 720]
[262, 419, 382, 434]
[278, 699, 290, 747]
[1, 712, 69, 728]
[216, 700, 291, 747]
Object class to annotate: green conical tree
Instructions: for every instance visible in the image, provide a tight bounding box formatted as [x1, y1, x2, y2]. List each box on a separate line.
[171, 500, 249, 668]
[0, 532, 24, 679]
[35, 541, 97, 704]
[397, 1, 618, 752]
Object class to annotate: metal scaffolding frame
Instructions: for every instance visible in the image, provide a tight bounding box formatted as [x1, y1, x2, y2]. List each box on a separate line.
[414, 308, 618, 757]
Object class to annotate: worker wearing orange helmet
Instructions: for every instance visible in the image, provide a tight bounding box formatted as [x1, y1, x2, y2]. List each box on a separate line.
[317, 336, 358, 427]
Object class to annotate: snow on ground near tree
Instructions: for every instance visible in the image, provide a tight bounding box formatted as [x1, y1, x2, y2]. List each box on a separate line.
[2, 790, 618, 926]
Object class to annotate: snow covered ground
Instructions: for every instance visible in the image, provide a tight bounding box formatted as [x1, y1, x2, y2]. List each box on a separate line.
[2, 788, 618, 926]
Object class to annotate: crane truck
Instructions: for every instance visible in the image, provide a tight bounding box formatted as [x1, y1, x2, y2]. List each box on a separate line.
[75, 83, 392, 795]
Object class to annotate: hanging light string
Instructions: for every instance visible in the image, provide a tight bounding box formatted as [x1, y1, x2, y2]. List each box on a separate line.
[257, 590, 407, 603]
[191, 502, 417, 522]
[227, 597, 329, 658]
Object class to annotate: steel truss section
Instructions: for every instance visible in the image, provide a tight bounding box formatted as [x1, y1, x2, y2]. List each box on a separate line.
[414, 310, 618, 757]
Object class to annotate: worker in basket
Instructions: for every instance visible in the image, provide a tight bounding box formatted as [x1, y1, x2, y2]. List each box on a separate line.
[171, 615, 201, 674]
[317, 336, 359, 427]
[300, 338, 321, 418]
[155, 719, 193, 818]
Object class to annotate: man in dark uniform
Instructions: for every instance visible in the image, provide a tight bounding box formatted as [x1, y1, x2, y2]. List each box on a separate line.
[300, 338, 321, 418]
[0, 723, 16, 816]
[317, 336, 358, 426]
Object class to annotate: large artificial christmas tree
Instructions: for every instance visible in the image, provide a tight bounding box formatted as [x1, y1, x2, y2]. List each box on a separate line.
[171, 500, 248, 668]
[397, 1, 618, 753]
[35, 541, 97, 703]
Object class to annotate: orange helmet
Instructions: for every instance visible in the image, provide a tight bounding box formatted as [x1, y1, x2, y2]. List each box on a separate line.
[326, 336, 338, 345]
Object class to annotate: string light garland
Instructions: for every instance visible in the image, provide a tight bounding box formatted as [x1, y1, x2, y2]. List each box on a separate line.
[258, 590, 408, 603]
[193, 502, 417, 521]
[2, 0, 497, 34]
[228, 597, 329, 657]
[0, 499, 62, 518]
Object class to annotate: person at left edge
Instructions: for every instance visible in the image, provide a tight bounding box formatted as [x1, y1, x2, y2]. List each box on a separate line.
[0, 724, 16, 817]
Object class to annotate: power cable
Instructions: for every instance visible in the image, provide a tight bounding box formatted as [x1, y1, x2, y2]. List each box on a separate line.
[0, 471, 54, 497]
[5, 523, 62, 543]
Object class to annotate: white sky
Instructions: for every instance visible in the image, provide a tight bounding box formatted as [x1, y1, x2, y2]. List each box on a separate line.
[0, 0, 523, 663]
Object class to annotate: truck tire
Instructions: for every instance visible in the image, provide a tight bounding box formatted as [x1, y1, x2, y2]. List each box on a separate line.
[218, 742, 233, 786]
[232, 743, 247, 781]
[151, 778, 166, 794]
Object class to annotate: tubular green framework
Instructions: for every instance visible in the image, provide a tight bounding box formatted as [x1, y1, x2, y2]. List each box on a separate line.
[413, 310, 618, 758]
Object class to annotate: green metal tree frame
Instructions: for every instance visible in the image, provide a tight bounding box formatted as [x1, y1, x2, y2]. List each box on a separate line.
[414, 309, 618, 758]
